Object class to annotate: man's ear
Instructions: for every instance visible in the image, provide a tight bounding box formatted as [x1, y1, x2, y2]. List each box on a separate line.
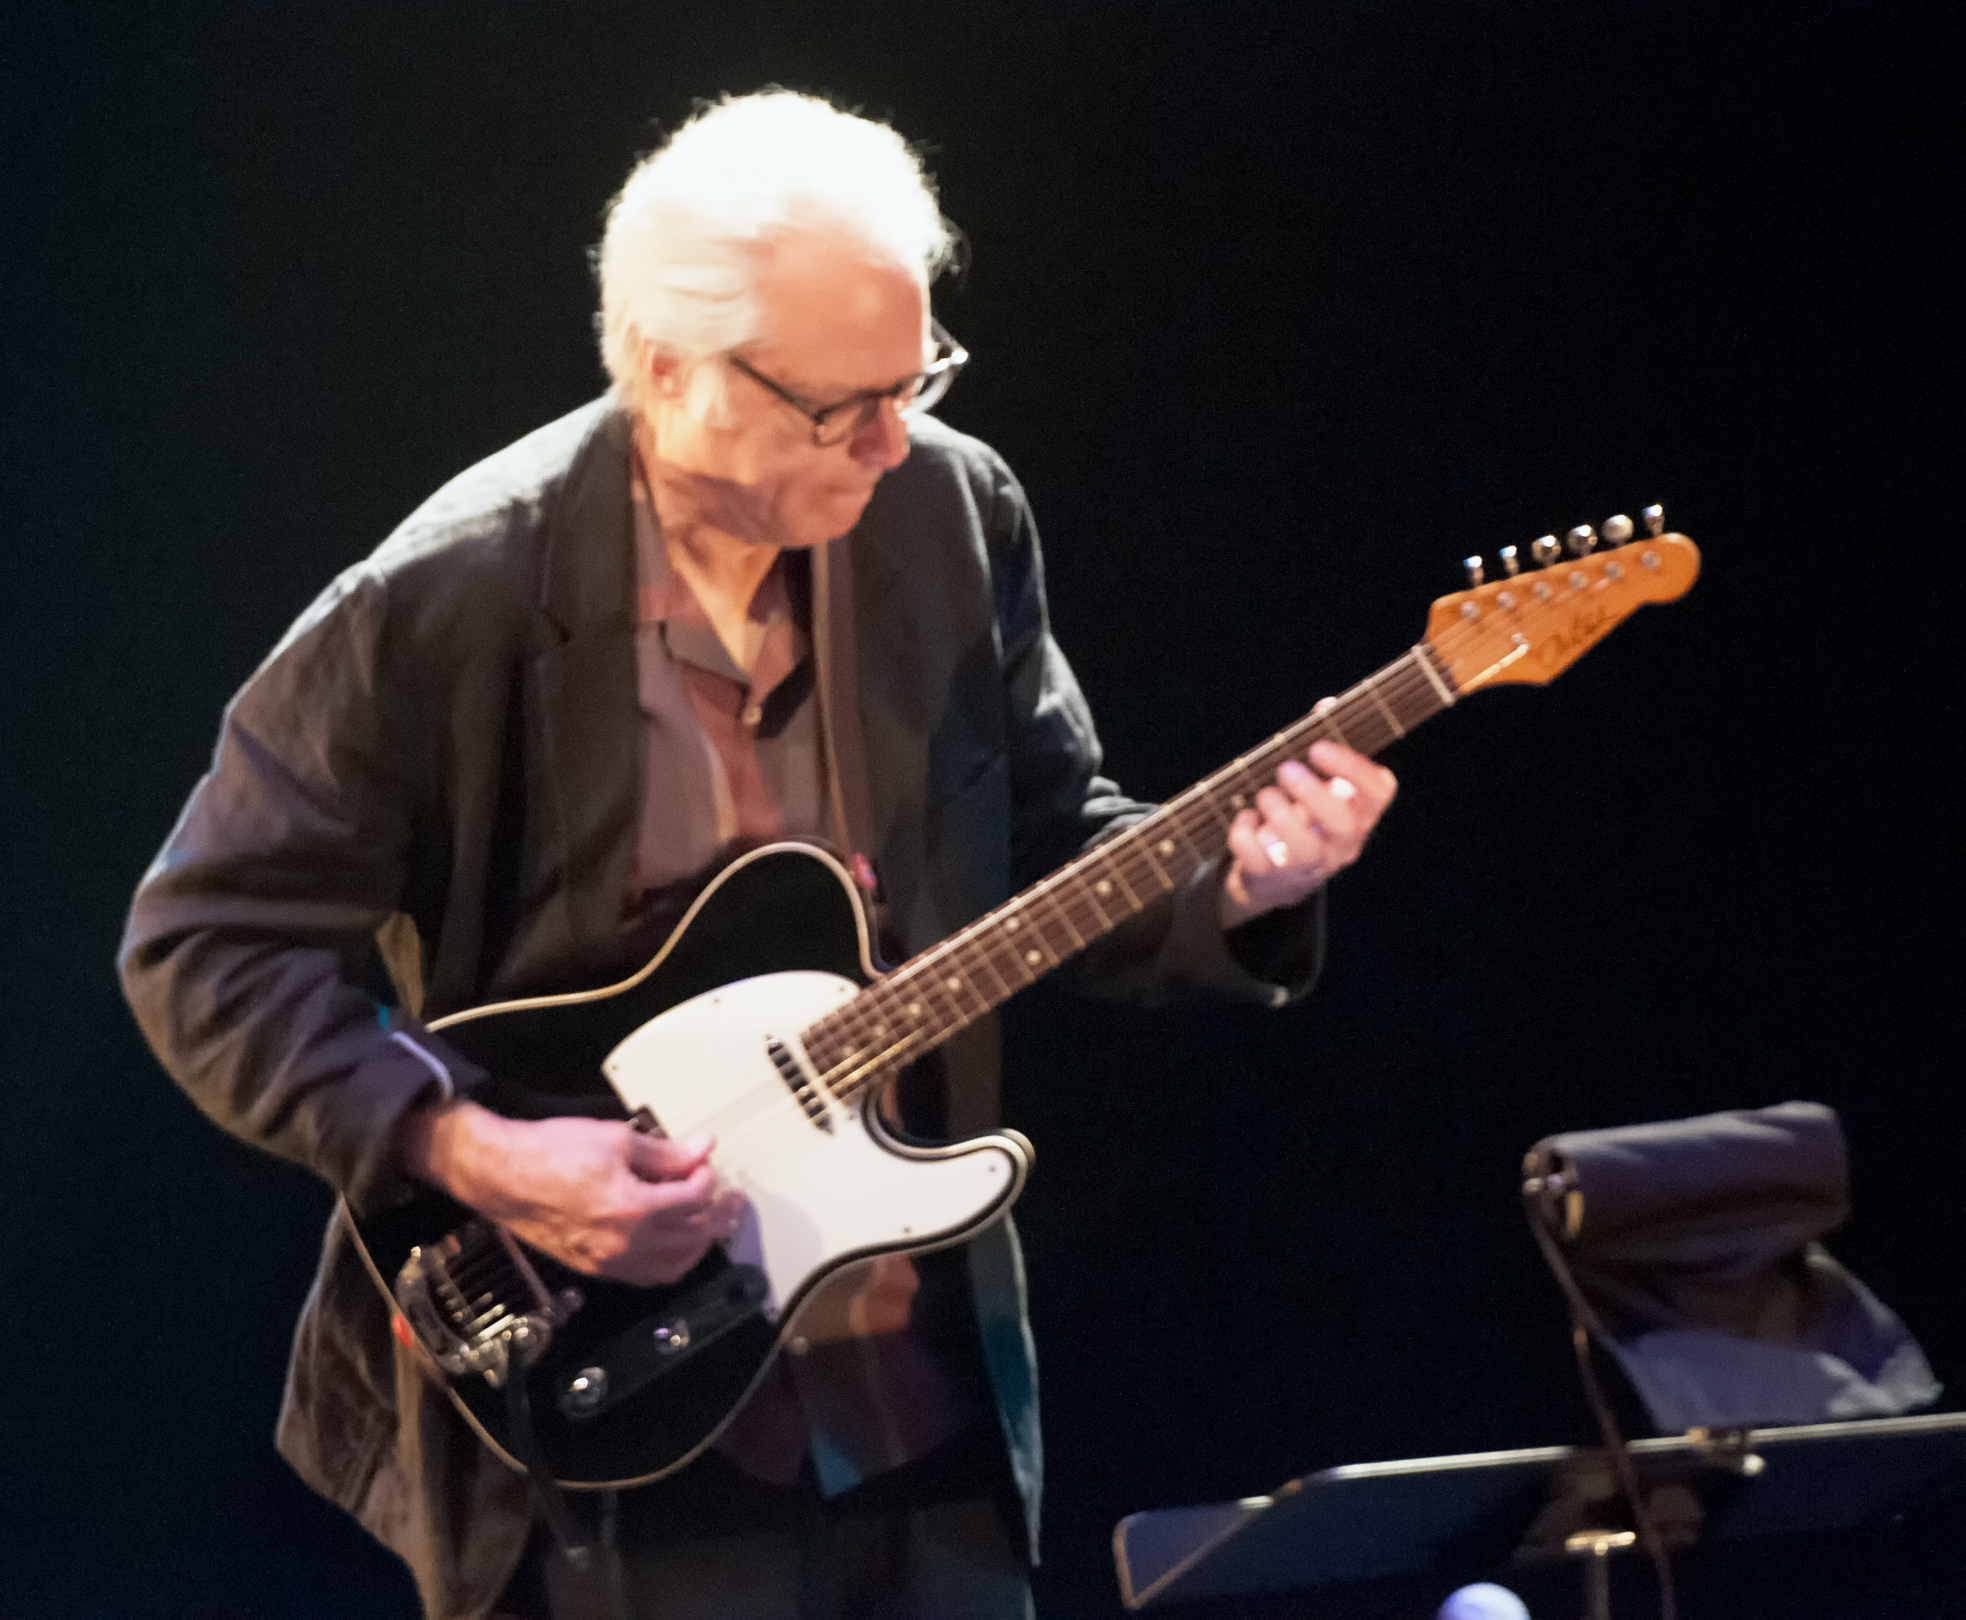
[644, 344, 686, 399]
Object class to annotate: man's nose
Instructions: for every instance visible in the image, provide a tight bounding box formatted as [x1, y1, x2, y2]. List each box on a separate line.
[849, 397, 912, 471]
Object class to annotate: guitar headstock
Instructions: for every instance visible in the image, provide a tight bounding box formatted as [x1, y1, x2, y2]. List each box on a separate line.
[1424, 507, 1699, 692]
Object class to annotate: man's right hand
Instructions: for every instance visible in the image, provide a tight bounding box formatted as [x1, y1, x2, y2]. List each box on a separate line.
[401, 1099, 747, 1286]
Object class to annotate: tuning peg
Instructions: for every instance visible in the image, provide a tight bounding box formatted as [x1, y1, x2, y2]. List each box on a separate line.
[1464, 555, 1485, 587]
[1601, 513, 1634, 544]
[1566, 524, 1597, 557]
[1643, 504, 1665, 537]
[1531, 534, 1560, 568]
[1499, 545, 1521, 577]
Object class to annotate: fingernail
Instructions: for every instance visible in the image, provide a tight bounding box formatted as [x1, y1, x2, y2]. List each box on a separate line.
[684, 1133, 714, 1155]
[1329, 777, 1356, 801]
[1281, 759, 1312, 784]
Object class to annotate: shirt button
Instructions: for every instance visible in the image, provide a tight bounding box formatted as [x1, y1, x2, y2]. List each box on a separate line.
[741, 703, 763, 727]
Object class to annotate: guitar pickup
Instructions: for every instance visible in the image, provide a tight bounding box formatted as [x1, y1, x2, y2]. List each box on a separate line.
[768, 1037, 833, 1133]
[555, 1264, 770, 1422]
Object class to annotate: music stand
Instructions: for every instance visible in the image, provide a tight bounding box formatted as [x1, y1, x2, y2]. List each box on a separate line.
[1113, 1411, 1966, 1612]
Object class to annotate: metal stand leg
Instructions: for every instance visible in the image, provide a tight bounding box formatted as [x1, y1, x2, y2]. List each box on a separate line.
[1565, 1529, 1635, 1620]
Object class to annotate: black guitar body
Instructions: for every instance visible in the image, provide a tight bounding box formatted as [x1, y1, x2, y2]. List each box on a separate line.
[351, 845, 883, 1489]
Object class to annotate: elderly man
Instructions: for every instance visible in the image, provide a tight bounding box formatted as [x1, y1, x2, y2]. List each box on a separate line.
[121, 93, 1394, 1619]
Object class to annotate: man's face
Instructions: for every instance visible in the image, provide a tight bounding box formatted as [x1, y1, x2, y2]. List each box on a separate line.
[645, 230, 927, 551]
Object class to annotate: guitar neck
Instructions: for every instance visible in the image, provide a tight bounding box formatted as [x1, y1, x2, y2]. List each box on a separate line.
[801, 643, 1457, 1098]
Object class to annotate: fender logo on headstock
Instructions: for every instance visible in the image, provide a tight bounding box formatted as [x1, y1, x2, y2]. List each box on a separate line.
[1537, 600, 1614, 672]
[1424, 517, 1700, 693]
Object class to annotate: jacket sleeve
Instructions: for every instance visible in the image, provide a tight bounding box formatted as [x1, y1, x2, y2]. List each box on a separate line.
[982, 453, 1325, 1011]
[118, 565, 487, 1216]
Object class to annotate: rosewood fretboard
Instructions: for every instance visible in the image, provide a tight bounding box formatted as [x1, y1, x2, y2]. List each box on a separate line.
[799, 643, 1459, 1098]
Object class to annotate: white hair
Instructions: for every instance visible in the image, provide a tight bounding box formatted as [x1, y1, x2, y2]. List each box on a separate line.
[596, 91, 957, 414]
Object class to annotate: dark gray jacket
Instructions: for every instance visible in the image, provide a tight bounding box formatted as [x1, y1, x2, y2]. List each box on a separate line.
[120, 400, 1321, 1619]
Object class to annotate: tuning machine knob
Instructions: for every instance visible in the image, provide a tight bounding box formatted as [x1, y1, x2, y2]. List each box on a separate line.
[1566, 525, 1596, 557]
[1464, 555, 1485, 587]
[1601, 513, 1634, 544]
[1643, 504, 1665, 537]
[1530, 534, 1560, 568]
[1499, 545, 1521, 577]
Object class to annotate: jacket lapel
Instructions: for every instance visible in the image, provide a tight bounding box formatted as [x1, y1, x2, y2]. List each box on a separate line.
[521, 404, 640, 985]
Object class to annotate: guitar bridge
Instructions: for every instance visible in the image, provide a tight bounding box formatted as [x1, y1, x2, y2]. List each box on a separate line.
[396, 1221, 581, 1386]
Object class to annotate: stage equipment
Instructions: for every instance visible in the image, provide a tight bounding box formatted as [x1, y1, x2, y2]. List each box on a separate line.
[1519, 1100, 1940, 1617]
[1523, 1100, 1938, 1435]
[1111, 1412, 1966, 1613]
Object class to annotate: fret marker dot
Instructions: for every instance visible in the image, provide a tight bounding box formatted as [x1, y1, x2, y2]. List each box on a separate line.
[1024, 948, 1043, 967]
[873, 1025, 886, 1039]
[1004, 917, 1019, 933]
[1094, 880, 1112, 898]
[1229, 794, 1246, 810]
[945, 976, 962, 993]
[907, 1002, 922, 1018]
[1157, 839, 1175, 858]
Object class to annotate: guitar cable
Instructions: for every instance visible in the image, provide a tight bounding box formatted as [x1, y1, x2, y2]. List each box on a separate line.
[1522, 1177, 1679, 1620]
[498, 1345, 617, 1599]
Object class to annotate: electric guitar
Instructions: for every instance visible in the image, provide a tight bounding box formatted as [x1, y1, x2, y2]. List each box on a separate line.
[350, 512, 1700, 1488]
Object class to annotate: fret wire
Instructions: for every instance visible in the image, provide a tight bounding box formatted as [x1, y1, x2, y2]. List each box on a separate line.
[1397, 649, 1452, 723]
[803, 1014, 844, 1077]
[802, 1025, 838, 1081]
[1034, 873, 1088, 952]
[800, 651, 1456, 1087]
[1075, 865, 1117, 932]
[975, 898, 1053, 988]
[1159, 807, 1226, 869]
[1129, 828, 1179, 894]
[1002, 884, 1063, 970]
[825, 984, 888, 1053]
[990, 937, 1040, 993]
[856, 985, 907, 1056]
[1089, 843, 1143, 912]
[957, 903, 1043, 998]
[829, 996, 897, 1077]
[1173, 782, 1235, 838]
[928, 958, 988, 1025]
[960, 934, 1017, 1003]
[1359, 669, 1402, 737]
[1047, 867, 1102, 946]
[900, 963, 963, 1037]
[1168, 809, 1228, 867]
[1061, 866, 1117, 934]
[1059, 888, 1110, 936]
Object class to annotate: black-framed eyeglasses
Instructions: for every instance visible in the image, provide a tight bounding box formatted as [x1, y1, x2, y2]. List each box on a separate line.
[725, 319, 968, 448]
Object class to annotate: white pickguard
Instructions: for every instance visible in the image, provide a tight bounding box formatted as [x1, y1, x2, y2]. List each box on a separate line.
[601, 971, 1029, 1323]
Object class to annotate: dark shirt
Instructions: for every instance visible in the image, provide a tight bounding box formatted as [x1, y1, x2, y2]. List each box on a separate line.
[627, 455, 822, 904]
[628, 458, 974, 1492]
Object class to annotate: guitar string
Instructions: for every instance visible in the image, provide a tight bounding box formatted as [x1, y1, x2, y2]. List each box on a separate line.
[691, 673, 1444, 1179]
[692, 640, 1469, 1173]
[692, 644, 1462, 1173]
[811, 655, 1441, 1076]
[666, 550, 1665, 1179]
[700, 594, 1623, 1181]
[690, 652, 1452, 1176]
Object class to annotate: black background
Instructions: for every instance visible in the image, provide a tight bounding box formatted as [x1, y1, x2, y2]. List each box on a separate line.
[2, 2, 1960, 1615]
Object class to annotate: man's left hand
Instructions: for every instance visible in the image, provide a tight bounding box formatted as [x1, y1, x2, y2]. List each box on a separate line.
[1219, 735, 1397, 928]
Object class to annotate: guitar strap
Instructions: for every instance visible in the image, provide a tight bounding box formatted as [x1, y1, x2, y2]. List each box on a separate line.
[813, 538, 922, 1142]
[810, 537, 880, 900]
